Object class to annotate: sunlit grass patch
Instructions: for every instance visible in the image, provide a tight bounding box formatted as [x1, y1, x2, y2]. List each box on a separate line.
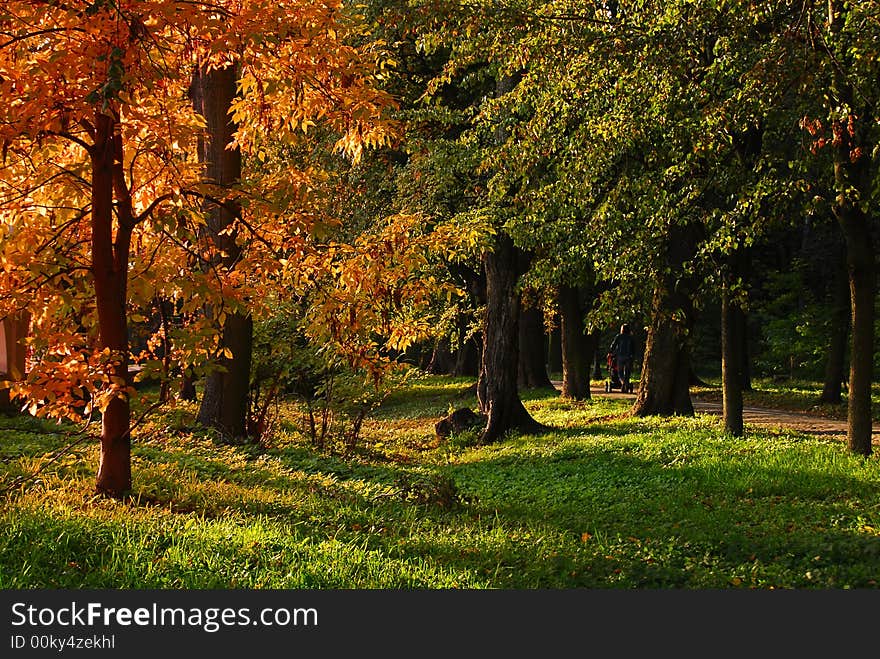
[2, 375, 880, 589]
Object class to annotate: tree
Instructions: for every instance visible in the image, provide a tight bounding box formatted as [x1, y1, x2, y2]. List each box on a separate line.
[822, 0, 877, 455]
[558, 284, 593, 400]
[0, 0, 396, 495]
[190, 64, 252, 439]
[478, 233, 544, 442]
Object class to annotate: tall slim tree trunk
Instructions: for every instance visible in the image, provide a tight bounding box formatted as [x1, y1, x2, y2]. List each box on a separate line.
[92, 112, 133, 496]
[518, 305, 552, 388]
[559, 284, 590, 400]
[819, 239, 850, 405]
[478, 235, 543, 443]
[192, 65, 253, 439]
[721, 270, 744, 437]
[839, 216, 875, 455]
[828, 1, 875, 455]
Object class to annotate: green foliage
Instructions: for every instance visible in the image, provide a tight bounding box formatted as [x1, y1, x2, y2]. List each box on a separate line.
[249, 301, 404, 451]
[752, 269, 831, 379]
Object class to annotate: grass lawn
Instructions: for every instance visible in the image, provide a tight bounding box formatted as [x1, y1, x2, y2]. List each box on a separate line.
[1, 373, 879, 589]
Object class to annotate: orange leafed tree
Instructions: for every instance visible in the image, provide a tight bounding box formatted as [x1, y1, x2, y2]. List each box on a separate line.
[0, 0, 396, 496]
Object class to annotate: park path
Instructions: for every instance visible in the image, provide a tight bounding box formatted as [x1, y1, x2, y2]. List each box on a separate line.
[552, 382, 880, 445]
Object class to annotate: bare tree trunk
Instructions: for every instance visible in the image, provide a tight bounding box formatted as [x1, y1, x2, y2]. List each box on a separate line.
[92, 111, 133, 496]
[839, 215, 875, 455]
[632, 295, 693, 417]
[453, 330, 481, 377]
[478, 235, 543, 443]
[559, 284, 590, 400]
[518, 305, 552, 389]
[721, 270, 744, 437]
[828, 1, 875, 455]
[632, 224, 699, 417]
[192, 64, 253, 439]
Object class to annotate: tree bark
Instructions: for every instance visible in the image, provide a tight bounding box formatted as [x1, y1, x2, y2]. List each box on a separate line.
[632, 224, 699, 417]
[427, 338, 454, 375]
[192, 64, 253, 439]
[92, 112, 133, 497]
[819, 239, 849, 405]
[838, 212, 875, 455]
[559, 284, 590, 400]
[721, 273, 744, 437]
[0, 313, 29, 414]
[453, 330, 481, 377]
[633, 296, 693, 416]
[518, 305, 552, 389]
[478, 235, 543, 443]
[828, 1, 875, 455]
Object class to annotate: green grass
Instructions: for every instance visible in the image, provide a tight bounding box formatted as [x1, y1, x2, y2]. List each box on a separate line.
[1, 373, 879, 589]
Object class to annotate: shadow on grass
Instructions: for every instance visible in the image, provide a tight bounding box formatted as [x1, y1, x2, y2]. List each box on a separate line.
[4, 397, 879, 588]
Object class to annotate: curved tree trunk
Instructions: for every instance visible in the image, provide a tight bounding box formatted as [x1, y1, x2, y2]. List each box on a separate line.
[518, 305, 552, 389]
[559, 284, 590, 400]
[478, 235, 543, 443]
[192, 64, 253, 439]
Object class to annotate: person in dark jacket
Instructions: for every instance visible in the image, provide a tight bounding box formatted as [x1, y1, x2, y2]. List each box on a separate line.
[609, 324, 635, 393]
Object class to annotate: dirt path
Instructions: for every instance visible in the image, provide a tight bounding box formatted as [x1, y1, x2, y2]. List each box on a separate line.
[553, 382, 880, 444]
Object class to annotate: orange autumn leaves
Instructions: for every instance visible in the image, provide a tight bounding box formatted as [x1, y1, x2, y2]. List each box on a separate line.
[0, 0, 415, 422]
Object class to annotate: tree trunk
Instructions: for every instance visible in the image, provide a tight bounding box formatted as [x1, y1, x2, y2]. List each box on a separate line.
[721, 275, 744, 437]
[92, 112, 133, 497]
[453, 330, 481, 377]
[632, 224, 699, 417]
[559, 284, 590, 400]
[478, 235, 543, 443]
[192, 64, 253, 439]
[0, 313, 29, 414]
[632, 297, 693, 416]
[827, 2, 875, 455]
[547, 325, 563, 375]
[819, 239, 850, 405]
[518, 305, 552, 389]
[839, 214, 875, 455]
[427, 338, 454, 375]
